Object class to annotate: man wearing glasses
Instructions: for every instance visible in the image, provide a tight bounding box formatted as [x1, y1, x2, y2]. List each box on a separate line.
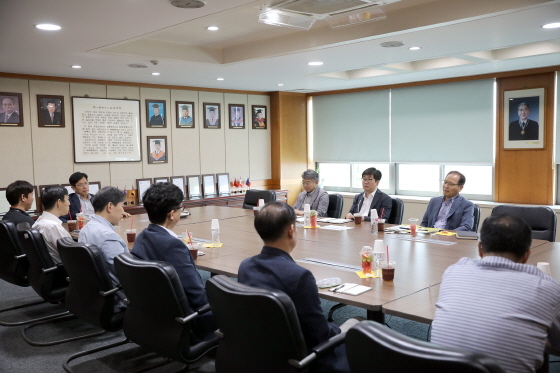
[421, 171, 474, 231]
[293, 169, 330, 217]
[132, 182, 217, 343]
[346, 167, 392, 221]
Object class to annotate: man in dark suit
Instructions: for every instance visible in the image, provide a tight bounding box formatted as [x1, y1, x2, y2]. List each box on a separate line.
[239, 202, 358, 373]
[421, 171, 474, 231]
[1, 97, 20, 124]
[132, 182, 216, 343]
[509, 102, 539, 141]
[346, 167, 392, 221]
[40, 100, 62, 125]
[149, 103, 164, 126]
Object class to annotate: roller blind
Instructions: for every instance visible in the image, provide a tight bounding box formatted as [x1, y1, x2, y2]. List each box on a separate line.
[391, 79, 494, 163]
[313, 90, 390, 162]
[555, 72, 560, 163]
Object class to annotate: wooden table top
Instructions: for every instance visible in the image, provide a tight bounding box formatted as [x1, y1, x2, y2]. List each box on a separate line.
[113, 206, 552, 319]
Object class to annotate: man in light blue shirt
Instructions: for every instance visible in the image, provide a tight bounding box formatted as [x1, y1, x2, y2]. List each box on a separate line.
[78, 186, 128, 310]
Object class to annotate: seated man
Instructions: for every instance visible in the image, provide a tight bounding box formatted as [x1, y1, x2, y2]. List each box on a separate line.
[431, 214, 560, 373]
[33, 185, 71, 263]
[132, 182, 216, 342]
[239, 202, 358, 373]
[421, 171, 474, 231]
[2, 180, 35, 228]
[78, 186, 128, 311]
[345, 167, 391, 221]
[293, 169, 329, 217]
[60, 171, 130, 222]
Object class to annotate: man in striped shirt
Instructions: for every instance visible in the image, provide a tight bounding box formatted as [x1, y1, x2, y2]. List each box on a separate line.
[431, 214, 560, 373]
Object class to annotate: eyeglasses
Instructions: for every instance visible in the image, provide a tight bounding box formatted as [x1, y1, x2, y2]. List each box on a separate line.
[301, 180, 315, 186]
[362, 178, 375, 183]
[442, 180, 462, 187]
[75, 182, 89, 187]
[174, 206, 185, 212]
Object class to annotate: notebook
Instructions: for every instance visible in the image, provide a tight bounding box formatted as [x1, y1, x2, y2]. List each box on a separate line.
[328, 283, 372, 296]
[456, 231, 478, 240]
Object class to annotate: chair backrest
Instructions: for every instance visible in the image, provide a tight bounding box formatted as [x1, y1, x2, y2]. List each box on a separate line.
[18, 229, 67, 304]
[114, 252, 202, 363]
[242, 189, 277, 209]
[57, 238, 124, 332]
[327, 193, 343, 218]
[346, 321, 504, 373]
[472, 204, 481, 232]
[491, 205, 557, 241]
[206, 275, 307, 373]
[0, 220, 30, 286]
[387, 198, 404, 225]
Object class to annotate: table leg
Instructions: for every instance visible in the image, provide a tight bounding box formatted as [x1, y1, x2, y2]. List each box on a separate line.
[367, 309, 384, 324]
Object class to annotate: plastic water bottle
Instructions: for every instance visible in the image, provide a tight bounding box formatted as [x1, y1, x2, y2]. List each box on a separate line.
[303, 204, 311, 228]
[371, 218, 378, 236]
[211, 219, 220, 246]
[373, 240, 386, 277]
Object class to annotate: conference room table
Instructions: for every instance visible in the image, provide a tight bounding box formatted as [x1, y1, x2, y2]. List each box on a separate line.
[115, 206, 551, 322]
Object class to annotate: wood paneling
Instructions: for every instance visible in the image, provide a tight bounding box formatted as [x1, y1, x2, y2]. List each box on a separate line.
[270, 92, 308, 205]
[495, 72, 555, 204]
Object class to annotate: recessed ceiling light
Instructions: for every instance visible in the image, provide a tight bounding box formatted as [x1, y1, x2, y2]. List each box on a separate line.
[380, 41, 405, 48]
[277, 83, 284, 86]
[542, 22, 560, 29]
[217, 78, 224, 81]
[36, 23, 61, 31]
[409, 46, 421, 51]
[152, 72, 160, 76]
[308, 62, 323, 66]
[71, 65, 81, 69]
[207, 26, 219, 31]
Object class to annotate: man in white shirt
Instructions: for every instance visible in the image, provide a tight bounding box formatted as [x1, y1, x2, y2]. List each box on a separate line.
[33, 185, 72, 264]
[345, 167, 392, 221]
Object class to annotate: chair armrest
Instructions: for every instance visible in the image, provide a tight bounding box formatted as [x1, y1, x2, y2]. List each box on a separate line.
[99, 285, 121, 297]
[175, 303, 211, 324]
[288, 332, 346, 369]
[42, 266, 59, 273]
[15, 253, 27, 259]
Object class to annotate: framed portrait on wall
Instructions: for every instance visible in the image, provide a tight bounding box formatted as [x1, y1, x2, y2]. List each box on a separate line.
[251, 105, 267, 129]
[37, 95, 65, 127]
[229, 104, 245, 129]
[503, 88, 545, 150]
[146, 99, 166, 128]
[176, 101, 195, 128]
[203, 103, 221, 129]
[0, 92, 24, 127]
[147, 136, 168, 164]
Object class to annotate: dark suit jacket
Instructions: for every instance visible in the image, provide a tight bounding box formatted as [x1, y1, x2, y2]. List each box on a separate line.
[421, 194, 474, 231]
[59, 193, 94, 223]
[348, 190, 392, 221]
[239, 246, 349, 373]
[2, 111, 20, 123]
[2, 207, 35, 228]
[132, 224, 216, 342]
[509, 119, 539, 141]
[41, 110, 62, 125]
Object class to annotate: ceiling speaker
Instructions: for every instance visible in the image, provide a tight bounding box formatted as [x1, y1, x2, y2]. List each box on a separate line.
[169, 0, 206, 9]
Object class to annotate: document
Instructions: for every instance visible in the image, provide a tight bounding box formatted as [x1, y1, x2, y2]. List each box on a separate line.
[328, 283, 372, 295]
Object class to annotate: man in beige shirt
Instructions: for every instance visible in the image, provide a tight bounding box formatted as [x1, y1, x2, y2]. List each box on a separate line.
[33, 185, 71, 263]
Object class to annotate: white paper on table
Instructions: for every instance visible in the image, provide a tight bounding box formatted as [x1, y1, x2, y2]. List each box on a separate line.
[321, 225, 354, 231]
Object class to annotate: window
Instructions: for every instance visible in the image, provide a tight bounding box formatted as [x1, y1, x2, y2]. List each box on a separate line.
[351, 163, 391, 192]
[317, 163, 350, 188]
[443, 165, 493, 197]
[397, 164, 440, 195]
[317, 162, 392, 193]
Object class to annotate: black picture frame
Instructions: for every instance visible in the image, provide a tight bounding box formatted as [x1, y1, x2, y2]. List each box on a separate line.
[251, 105, 267, 129]
[147, 136, 168, 164]
[37, 95, 65, 127]
[228, 104, 245, 129]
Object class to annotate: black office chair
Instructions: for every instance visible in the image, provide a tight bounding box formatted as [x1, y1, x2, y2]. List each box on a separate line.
[0, 221, 64, 326]
[206, 275, 345, 373]
[346, 320, 505, 373]
[113, 252, 219, 370]
[472, 204, 481, 232]
[242, 189, 277, 209]
[491, 205, 557, 241]
[19, 229, 105, 346]
[326, 193, 343, 218]
[387, 198, 404, 224]
[57, 238, 127, 373]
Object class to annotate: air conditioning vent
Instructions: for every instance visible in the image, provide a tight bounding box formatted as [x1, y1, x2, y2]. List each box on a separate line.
[268, 0, 382, 16]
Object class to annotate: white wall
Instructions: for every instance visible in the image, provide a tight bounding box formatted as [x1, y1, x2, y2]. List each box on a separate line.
[0, 77, 271, 191]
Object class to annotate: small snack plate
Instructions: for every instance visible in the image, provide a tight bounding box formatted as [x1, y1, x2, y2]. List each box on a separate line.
[316, 277, 342, 289]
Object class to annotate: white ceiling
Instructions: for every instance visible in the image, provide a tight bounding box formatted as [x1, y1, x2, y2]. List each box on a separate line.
[1, 0, 560, 93]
